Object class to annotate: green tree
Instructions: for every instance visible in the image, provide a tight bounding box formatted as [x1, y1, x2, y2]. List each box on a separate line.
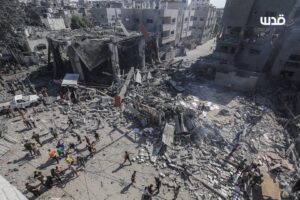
[0, 0, 26, 49]
[70, 15, 90, 30]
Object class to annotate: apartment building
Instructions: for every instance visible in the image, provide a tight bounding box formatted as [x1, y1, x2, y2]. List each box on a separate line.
[214, 0, 296, 73]
[270, 1, 300, 83]
[121, 9, 179, 45]
[191, 3, 217, 44]
[90, 7, 121, 26]
[90, 5, 194, 47]
[215, 8, 224, 34]
[190, 0, 210, 9]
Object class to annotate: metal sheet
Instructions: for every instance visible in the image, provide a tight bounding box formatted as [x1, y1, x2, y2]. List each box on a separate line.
[61, 73, 80, 86]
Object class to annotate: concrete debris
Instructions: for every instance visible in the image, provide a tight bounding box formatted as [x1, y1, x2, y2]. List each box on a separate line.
[0, 21, 299, 200]
[162, 123, 175, 147]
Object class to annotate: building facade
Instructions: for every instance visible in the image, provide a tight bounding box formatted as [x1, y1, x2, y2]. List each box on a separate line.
[214, 8, 224, 34]
[191, 4, 217, 44]
[270, 0, 300, 82]
[90, 7, 121, 26]
[90, 5, 194, 47]
[214, 0, 296, 73]
[121, 8, 194, 46]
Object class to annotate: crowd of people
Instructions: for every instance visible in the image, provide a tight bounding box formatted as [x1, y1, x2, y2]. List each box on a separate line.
[21, 108, 167, 199]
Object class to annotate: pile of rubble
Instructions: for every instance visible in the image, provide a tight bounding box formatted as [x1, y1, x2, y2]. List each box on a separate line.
[0, 56, 299, 199]
[113, 64, 300, 199]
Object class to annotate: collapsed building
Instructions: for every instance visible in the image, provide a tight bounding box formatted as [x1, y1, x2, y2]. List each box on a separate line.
[47, 27, 146, 86]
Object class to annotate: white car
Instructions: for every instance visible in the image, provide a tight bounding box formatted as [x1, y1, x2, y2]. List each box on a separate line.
[10, 94, 40, 110]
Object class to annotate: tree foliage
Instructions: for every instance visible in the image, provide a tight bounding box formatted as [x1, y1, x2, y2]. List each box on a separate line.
[70, 15, 90, 30]
[0, 0, 26, 49]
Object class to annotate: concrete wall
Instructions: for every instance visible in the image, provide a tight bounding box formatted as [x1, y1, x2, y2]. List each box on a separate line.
[107, 8, 122, 25]
[201, 6, 217, 43]
[164, 9, 180, 45]
[26, 38, 48, 53]
[121, 9, 162, 32]
[0, 175, 27, 200]
[41, 17, 66, 30]
[181, 9, 194, 38]
[191, 4, 216, 44]
[222, 0, 255, 27]
[271, 26, 300, 82]
[90, 8, 121, 26]
[215, 0, 298, 73]
[121, 8, 180, 45]
[235, 27, 276, 72]
[161, 1, 188, 9]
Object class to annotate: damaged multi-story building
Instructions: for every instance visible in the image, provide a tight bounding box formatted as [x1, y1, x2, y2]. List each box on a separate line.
[207, 0, 300, 90]
[270, 1, 300, 82]
[46, 27, 146, 86]
[90, 0, 194, 60]
[190, 0, 217, 45]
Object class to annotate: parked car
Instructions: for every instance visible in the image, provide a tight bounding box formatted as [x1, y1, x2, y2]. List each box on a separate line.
[0, 95, 40, 114]
[10, 94, 40, 110]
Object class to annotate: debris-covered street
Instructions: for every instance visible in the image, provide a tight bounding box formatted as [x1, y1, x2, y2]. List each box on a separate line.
[1, 0, 300, 200]
[0, 39, 299, 200]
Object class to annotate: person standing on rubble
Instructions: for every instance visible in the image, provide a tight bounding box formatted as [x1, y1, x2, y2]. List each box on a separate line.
[57, 145, 64, 158]
[87, 141, 96, 157]
[25, 183, 40, 197]
[50, 127, 58, 139]
[131, 171, 136, 184]
[65, 153, 74, 165]
[24, 118, 32, 129]
[85, 135, 91, 146]
[122, 151, 132, 165]
[55, 165, 64, 176]
[148, 184, 154, 196]
[236, 159, 247, 172]
[68, 142, 77, 152]
[56, 140, 65, 157]
[36, 171, 45, 185]
[44, 176, 54, 189]
[59, 90, 64, 100]
[51, 168, 62, 183]
[292, 179, 300, 193]
[142, 186, 152, 200]
[56, 140, 65, 150]
[249, 171, 263, 187]
[19, 109, 26, 120]
[48, 149, 59, 164]
[24, 141, 33, 156]
[28, 115, 36, 128]
[228, 143, 241, 157]
[94, 131, 100, 142]
[77, 155, 86, 169]
[41, 87, 48, 97]
[32, 132, 42, 146]
[69, 161, 79, 177]
[76, 134, 82, 144]
[173, 185, 181, 200]
[32, 143, 41, 156]
[155, 177, 162, 193]
[67, 118, 74, 128]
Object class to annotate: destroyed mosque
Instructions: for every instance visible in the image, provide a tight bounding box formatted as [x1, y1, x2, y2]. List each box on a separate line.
[0, 0, 300, 200]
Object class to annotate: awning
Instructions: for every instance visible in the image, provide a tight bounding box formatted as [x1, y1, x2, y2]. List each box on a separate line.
[61, 73, 80, 87]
